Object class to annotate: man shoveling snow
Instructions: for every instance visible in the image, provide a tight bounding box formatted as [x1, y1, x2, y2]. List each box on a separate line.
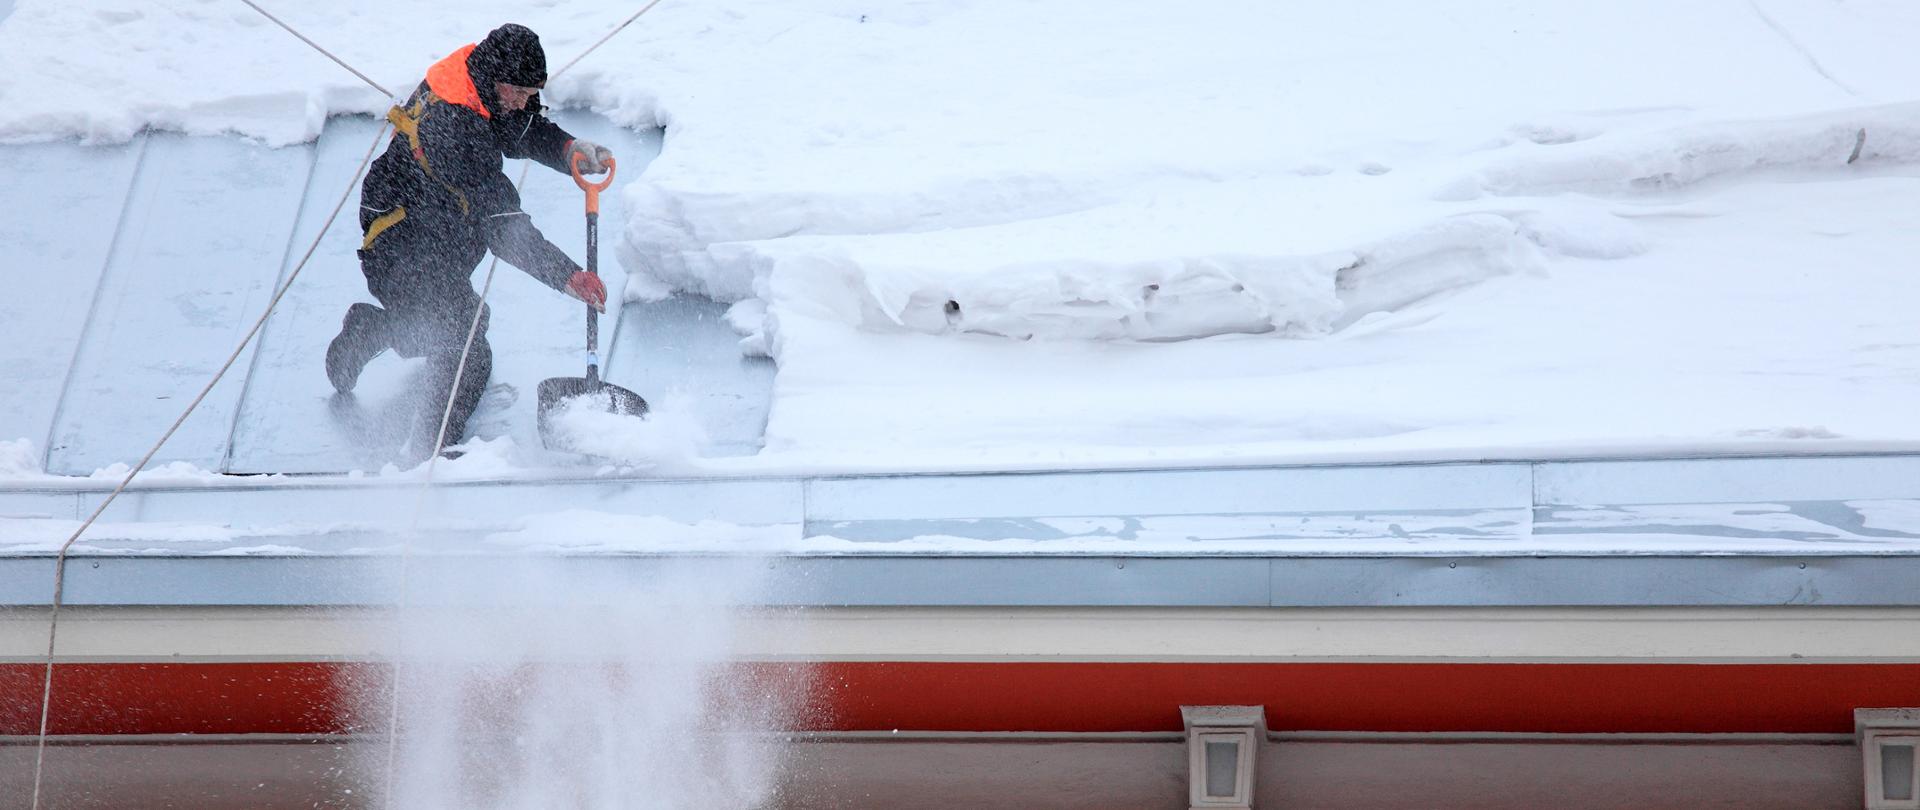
[324, 24, 614, 460]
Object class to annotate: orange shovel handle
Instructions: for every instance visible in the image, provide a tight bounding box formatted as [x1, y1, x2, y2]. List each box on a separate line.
[570, 152, 617, 214]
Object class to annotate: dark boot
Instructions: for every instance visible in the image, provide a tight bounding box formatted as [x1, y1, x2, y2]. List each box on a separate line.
[414, 336, 493, 456]
[326, 303, 387, 394]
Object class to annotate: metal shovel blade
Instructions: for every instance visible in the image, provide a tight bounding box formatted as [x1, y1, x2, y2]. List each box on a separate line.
[536, 375, 650, 452]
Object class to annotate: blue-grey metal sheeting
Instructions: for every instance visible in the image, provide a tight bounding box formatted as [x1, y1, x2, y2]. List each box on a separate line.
[0, 116, 757, 476]
[0, 554, 1916, 608]
[2, 453, 1917, 608]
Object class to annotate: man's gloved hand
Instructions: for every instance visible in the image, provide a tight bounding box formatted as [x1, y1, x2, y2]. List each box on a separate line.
[567, 139, 614, 175]
[566, 271, 607, 312]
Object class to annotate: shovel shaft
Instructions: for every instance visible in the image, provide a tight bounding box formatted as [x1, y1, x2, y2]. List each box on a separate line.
[572, 156, 618, 383]
[586, 209, 599, 357]
[570, 153, 616, 382]
[539, 154, 649, 452]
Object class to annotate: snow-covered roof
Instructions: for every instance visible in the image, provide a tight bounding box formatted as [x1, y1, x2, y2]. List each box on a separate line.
[9, 2, 1920, 472]
[3, 452, 1919, 606]
[4, 451, 1920, 556]
[4, 2, 1920, 581]
[0, 114, 726, 476]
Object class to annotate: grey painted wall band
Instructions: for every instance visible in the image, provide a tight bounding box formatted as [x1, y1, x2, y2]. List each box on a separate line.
[1, 554, 1914, 608]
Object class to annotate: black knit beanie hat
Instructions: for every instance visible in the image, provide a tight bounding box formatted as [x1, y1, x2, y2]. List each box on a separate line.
[468, 24, 548, 88]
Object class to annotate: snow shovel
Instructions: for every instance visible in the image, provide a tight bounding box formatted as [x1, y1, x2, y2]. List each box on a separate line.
[537, 153, 649, 452]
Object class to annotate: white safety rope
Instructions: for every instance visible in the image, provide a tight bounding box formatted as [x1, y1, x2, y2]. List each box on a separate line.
[236, 0, 394, 97]
[27, 4, 399, 806]
[380, 156, 527, 805]
[27, 121, 392, 810]
[27, 0, 667, 804]
[368, 5, 671, 806]
[551, 0, 670, 78]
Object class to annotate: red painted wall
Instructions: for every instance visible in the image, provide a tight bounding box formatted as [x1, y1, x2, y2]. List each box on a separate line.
[3, 661, 1917, 736]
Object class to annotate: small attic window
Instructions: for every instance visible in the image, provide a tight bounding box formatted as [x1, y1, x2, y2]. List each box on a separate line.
[1182, 705, 1264, 810]
[1859, 709, 1920, 809]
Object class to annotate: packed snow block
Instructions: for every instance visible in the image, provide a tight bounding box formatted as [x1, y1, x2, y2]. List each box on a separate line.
[0, 138, 143, 452]
[707, 176, 1547, 353]
[44, 134, 314, 476]
[1331, 214, 1543, 330]
[1467, 102, 1920, 198]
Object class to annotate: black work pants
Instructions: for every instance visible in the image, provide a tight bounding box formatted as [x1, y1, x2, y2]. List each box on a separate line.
[355, 238, 493, 456]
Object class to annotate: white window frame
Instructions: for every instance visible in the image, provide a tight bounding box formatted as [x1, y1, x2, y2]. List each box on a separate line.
[1865, 732, 1920, 810]
[1188, 728, 1257, 807]
[1858, 709, 1920, 810]
[1182, 705, 1265, 810]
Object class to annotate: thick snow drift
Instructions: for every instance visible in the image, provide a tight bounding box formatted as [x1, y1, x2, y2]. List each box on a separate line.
[6, 0, 1920, 469]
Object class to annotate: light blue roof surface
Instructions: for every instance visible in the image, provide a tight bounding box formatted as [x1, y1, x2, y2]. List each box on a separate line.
[4, 117, 1920, 608]
[3, 114, 766, 476]
[0, 452, 1918, 607]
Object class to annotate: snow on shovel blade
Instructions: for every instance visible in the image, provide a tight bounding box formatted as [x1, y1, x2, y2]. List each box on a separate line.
[536, 376, 650, 452]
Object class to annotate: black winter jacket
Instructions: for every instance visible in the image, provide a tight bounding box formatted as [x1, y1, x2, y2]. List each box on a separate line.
[358, 46, 581, 292]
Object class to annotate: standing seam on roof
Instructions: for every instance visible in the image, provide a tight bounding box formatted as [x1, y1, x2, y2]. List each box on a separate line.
[25, 115, 390, 810]
[38, 136, 152, 472]
[220, 141, 327, 474]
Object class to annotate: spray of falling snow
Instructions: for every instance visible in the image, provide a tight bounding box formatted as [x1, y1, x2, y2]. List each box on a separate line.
[548, 393, 710, 472]
[363, 555, 804, 809]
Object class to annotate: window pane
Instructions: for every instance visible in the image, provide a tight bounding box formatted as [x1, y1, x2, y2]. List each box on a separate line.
[1205, 739, 1239, 798]
[1886, 743, 1915, 802]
